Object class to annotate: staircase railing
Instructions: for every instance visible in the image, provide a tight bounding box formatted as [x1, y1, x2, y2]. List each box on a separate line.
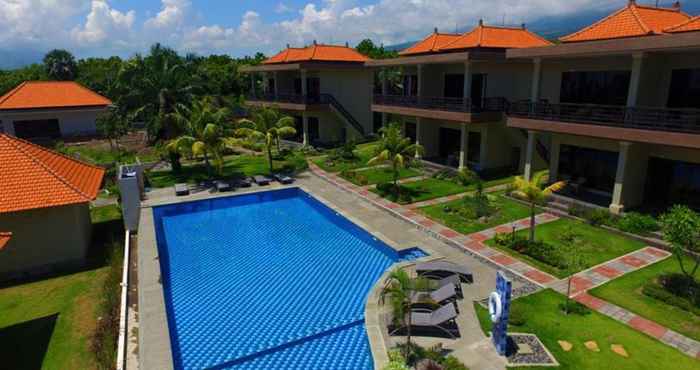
[320, 93, 366, 136]
[518, 129, 550, 164]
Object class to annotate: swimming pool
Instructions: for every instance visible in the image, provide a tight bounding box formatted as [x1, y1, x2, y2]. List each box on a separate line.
[153, 187, 426, 369]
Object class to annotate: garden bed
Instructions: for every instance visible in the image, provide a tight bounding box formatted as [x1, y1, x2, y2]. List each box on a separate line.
[589, 257, 700, 341]
[485, 218, 647, 278]
[340, 166, 421, 186]
[311, 142, 378, 172]
[474, 290, 700, 370]
[420, 193, 534, 235]
[370, 178, 470, 204]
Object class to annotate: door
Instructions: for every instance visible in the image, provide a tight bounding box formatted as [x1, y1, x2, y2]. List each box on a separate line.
[667, 69, 700, 109]
[439, 127, 461, 158]
[266, 78, 275, 95]
[404, 122, 416, 142]
[471, 74, 487, 108]
[308, 117, 320, 142]
[444, 74, 464, 98]
[306, 77, 320, 100]
[293, 116, 303, 142]
[13, 119, 61, 140]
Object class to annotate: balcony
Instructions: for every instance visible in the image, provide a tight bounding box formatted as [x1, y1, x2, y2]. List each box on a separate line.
[508, 101, 700, 149]
[244, 93, 328, 111]
[372, 95, 507, 123]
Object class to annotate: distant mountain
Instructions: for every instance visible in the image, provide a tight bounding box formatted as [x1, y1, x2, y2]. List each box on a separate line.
[0, 49, 45, 70]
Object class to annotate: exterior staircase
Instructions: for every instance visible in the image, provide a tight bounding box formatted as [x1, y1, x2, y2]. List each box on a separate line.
[320, 93, 366, 137]
[519, 129, 550, 164]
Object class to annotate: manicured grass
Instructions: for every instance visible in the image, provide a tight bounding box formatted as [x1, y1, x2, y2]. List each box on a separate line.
[371, 178, 470, 204]
[0, 206, 124, 369]
[147, 154, 291, 188]
[312, 142, 379, 172]
[590, 256, 700, 341]
[58, 144, 160, 165]
[342, 166, 421, 186]
[474, 289, 699, 370]
[485, 218, 646, 278]
[420, 193, 534, 234]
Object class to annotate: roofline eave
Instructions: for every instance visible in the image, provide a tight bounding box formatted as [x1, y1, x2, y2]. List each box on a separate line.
[365, 50, 506, 67]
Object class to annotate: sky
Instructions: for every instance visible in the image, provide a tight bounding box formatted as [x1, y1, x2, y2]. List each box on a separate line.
[0, 0, 693, 61]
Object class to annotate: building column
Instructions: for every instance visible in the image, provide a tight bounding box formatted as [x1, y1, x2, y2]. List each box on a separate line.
[416, 64, 423, 97]
[302, 113, 309, 146]
[626, 53, 644, 107]
[459, 124, 469, 171]
[523, 130, 537, 181]
[530, 58, 542, 103]
[548, 138, 561, 183]
[381, 68, 388, 127]
[463, 61, 472, 107]
[301, 69, 307, 97]
[610, 142, 632, 214]
[415, 118, 422, 159]
[250, 73, 256, 97]
[273, 71, 279, 99]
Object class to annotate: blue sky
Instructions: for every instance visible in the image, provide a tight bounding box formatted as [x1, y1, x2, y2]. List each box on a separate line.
[0, 0, 694, 62]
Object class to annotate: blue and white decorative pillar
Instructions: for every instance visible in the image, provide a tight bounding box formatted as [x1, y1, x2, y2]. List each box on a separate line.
[489, 271, 512, 356]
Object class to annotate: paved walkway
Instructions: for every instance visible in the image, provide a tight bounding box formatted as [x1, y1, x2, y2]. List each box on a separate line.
[309, 162, 700, 359]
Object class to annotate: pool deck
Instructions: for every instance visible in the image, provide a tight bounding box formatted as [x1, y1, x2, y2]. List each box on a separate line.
[135, 172, 523, 370]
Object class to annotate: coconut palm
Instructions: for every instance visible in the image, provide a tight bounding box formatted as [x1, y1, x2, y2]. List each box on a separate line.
[234, 107, 296, 173]
[512, 172, 566, 242]
[43, 49, 77, 80]
[380, 268, 431, 359]
[166, 98, 233, 176]
[367, 122, 423, 196]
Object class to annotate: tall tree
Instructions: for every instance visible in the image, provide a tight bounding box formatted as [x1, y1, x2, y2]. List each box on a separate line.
[367, 122, 423, 196]
[511, 172, 566, 242]
[660, 205, 700, 281]
[43, 49, 77, 80]
[234, 107, 296, 173]
[96, 106, 130, 152]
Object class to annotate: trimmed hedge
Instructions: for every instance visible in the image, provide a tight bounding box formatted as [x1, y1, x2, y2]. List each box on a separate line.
[642, 282, 700, 316]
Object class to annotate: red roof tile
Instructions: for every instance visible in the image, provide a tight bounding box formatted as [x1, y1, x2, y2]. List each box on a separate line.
[440, 23, 552, 50]
[0, 81, 112, 111]
[560, 1, 690, 42]
[262, 44, 369, 64]
[0, 232, 11, 250]
[399, 31, 462, 56]
[0, 134, 105, 213]
[665, 15, 700, 33]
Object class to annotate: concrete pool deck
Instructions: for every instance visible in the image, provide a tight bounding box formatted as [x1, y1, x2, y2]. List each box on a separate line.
[135, 172, 522, 369]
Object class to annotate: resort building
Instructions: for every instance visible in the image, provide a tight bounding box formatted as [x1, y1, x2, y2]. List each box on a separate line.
[240, 42, 373, 146]
[0, 133, 105, 280]
[508, 0, 700, 213]
[0, 81, 112, 143]
[367, 21, 552, 174]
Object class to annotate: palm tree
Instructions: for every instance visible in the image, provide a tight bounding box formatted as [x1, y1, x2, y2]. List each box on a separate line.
[367, 122, 423, 196]
[234, 107, 296, 173]
[380, 268, 431, 359]
[512, 172, 566, 242]
[166, 98, 233, 176]
[43, 49, 77, 80]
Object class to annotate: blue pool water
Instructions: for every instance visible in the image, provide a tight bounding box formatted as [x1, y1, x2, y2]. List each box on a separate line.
[153, 188, 426, 370]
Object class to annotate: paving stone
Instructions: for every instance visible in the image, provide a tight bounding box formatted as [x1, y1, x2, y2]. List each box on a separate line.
[620, 255, 647, 268]
[611, 344, 629, 358]
[628, 316, 668, 339]
[584, 341, 600, 352]
[558, 340, 573, 352]
[592, 265, 623, 279]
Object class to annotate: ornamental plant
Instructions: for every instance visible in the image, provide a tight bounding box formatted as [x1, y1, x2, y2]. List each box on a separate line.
[660, 205, 700, 281]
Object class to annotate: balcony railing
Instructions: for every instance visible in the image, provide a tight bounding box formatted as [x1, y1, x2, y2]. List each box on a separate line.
[373, 95, 507, 113]
[509, 101, 700, 134]
[246, 93, 324, 105]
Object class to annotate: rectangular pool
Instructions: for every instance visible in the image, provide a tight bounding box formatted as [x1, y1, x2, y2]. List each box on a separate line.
[153, 187, 425, 369]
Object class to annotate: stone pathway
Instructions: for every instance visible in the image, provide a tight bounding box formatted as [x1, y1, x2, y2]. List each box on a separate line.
[309, 162, 700, 360]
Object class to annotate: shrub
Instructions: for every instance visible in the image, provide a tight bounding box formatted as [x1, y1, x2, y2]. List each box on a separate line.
[91, 242, 123, 369]
[493, 232, 512, 246]
[558, 301, 591, 316]
[617, 212, 659, 235]
[337, 140, 358, 160]
[509, 305, 526, 326]
[505, 238, 567, 270]
[568, 202, 586, 218]
[455, 168, 478, 187]
[384, 349, 410, 370]
[280, 151, 308, 173]
[658, 273, 700, 306]
[584, 208, 612, 226]
[441, 356, 468, 370]
[643, 281, 700, 315]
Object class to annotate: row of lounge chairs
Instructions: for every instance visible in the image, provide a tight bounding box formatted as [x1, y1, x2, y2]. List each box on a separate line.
[174, 173, 295, 196]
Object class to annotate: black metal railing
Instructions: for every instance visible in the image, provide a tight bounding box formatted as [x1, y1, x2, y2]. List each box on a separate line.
[245, 92, 323, 105]
[373, 95, 508, 113]
[509, 101, 700, 134]
[319, 93, 365, 136]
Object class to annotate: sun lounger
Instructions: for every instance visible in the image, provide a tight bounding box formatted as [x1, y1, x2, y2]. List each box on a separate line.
[235, 178, 252, 188]
[410, 283, 458, 306]
[389, 303, 460, 339]
[174, 183, 189, 196]
[273, 173, 294, 184]
[252, 175, 270, 186]
[416, 261, 473, 283]
[215, 180, 232, 192]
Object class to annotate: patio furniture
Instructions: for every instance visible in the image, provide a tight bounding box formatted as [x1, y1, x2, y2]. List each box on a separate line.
[235, 178, 252, 188]
[389, 302, 460, 339]
[424, 274, 462, 297]
[273, 173, 294, 184]
[410, 283, 458, 307]
[252, 175, 271, 186]
[215, 180, 232, 192]
[174, 183, 189, 196]
[416, 261, 473, 283]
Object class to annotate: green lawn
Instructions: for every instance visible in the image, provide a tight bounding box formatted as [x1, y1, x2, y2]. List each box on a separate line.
[589, 256, 700, 341]
[57, 144, 160, 166]
[90, 204, 122, 224]
[147, 154, 291, 188]
[371, 178, 470, 204]
[420, 193, 534, 234]
[474, 289, 699, 370]
[312, 141, 379, 172]
[342, 166, 421, 186]
[485, 218, 646, 278]
[0, 206, 124, 369]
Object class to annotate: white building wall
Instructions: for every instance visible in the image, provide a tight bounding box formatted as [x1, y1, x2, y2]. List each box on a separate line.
[0, 108, 106, 137]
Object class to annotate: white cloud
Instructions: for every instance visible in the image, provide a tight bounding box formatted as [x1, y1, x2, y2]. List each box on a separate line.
[275, 2, 293, 14]
[144, 0, 191, 31]
[72, 1, 135, 44]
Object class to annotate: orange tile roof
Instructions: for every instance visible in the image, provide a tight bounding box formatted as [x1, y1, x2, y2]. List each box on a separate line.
[262, 43, 369, 64]
[665, 15, 700, 33]
[440, 22, 553, 51]
[0, 232, 11, 250]
[0, 134, 105, 214]
[560, 1, 690, 42]
[399, 31, 462, 56]
[0, 81, 112, 111]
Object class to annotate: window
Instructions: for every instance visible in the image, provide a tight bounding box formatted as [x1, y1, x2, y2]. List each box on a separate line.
[13, 119, 61, 140]
[667, 69, 700, 109]
[444, 74, 464, 98]
[403, 75, 418, 96]
[560, 71, 630, 105]
[558, 145, 618, 193]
